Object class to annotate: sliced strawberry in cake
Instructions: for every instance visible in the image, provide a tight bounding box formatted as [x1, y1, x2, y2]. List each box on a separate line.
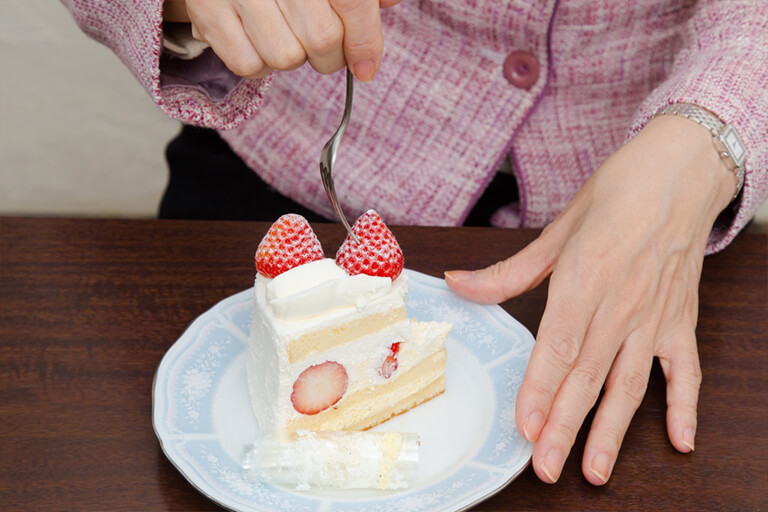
[379, 342, 401, 379]
[248, 210, 451, 433]
[291, 361, 348, 415]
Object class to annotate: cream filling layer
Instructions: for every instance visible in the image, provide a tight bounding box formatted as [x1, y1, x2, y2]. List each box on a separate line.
[249, 318, 450, 432]
[287, 307, 407, 363]
[248, 258, 450, 433]
[288, 349, 447, 431]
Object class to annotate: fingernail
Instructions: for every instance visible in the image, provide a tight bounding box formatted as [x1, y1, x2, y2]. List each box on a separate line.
[683, 427, 695, 452]
[540, 448, 564, 483]
[351, 60, 377, 81]
[589, 452, 612, 484]
[522, 411, 543, 442]
[444, 270, 475, 282]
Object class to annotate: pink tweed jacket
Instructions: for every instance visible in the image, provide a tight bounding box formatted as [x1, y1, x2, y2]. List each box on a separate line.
[63, 0, 768, 253]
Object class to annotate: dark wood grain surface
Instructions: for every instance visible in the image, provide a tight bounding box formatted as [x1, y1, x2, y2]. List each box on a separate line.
[1, 217, 766, 511]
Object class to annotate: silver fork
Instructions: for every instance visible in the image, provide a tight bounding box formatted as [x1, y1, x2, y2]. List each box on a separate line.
[320, 68, 359, 242]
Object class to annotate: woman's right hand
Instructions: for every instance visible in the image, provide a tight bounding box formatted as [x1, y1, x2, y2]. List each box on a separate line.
[164, 0, 401, 81]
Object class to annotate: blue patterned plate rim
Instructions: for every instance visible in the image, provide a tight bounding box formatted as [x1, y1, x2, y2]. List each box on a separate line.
[153, 269, 535, 512]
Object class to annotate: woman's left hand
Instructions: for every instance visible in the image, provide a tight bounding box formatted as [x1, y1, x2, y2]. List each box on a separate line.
[446, 114, 736, 485]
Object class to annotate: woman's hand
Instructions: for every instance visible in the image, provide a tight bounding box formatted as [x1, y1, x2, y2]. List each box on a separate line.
[163, 0, 403, 80]
[446, 115, 737, 484]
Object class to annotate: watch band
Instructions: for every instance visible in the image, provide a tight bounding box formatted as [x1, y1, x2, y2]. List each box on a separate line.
[654, 103, 746, 200]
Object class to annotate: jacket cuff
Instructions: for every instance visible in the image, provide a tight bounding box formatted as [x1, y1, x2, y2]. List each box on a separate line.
[628, 31, 768, 254]
[64, 0, 268, 130]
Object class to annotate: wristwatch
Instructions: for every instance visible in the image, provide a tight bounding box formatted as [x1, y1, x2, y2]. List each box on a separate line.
[655, 103, 746, 200]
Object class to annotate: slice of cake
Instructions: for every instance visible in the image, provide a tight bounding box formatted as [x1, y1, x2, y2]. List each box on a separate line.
[248, 211, 450, 433]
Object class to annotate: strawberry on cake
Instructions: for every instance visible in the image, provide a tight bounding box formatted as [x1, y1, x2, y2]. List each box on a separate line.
[248, 210, 451, 433]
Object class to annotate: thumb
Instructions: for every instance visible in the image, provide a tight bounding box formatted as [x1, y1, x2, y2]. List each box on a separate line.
[330, 0, 383, 81]
[444, 235, 558, 304]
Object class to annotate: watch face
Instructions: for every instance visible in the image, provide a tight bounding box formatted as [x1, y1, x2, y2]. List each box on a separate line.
[722, 124, 747, 166]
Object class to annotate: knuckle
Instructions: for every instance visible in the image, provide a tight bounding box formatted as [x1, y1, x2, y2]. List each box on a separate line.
[346, 37, 380, 57]
[686, 361, 703, 385]
[667, 355, 703, 388]
[677, 365, 703, 396]
[618, 368, 648, 405]
[269, 45, 306, 70]
[597, 422, 625, 452]
[552, 417, 580, 445]
[664, 357, 702, 415]
[669, 365, 702, 408]
[545, 329, 580, 368]
[309, 61, 344, 75]
[329, 0, 360, 14]
[304, 20, 344, 56]
[570, 363, 605, 397]
[225, 55, 262, 77]
[521, 376, 557, 406]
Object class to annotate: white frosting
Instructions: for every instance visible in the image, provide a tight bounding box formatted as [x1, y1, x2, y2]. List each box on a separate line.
[265, 259, 392, 321]
[266, 259, 345, 299]
[248, 258, 448, 433]
[254, 259, 407, 340]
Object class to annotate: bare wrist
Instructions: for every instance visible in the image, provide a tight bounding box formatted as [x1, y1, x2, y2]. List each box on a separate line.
[652, 103, 746, 201]
[641, 115, 736, 214]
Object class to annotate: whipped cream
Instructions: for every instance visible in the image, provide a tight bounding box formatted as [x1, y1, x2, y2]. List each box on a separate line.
[248, 257, 449, 434]
[266, 259, 392, 321]
[254, 260, 407, 338]
[249, 259, 412, 432]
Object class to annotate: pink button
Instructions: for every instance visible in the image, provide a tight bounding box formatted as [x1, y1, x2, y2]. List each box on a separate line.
[503, 51, 540, 90]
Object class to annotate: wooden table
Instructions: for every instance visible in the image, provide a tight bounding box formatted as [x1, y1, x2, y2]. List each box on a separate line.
[1, 217, 766, 511]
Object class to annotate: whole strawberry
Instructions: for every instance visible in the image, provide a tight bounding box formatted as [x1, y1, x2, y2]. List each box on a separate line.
[255, 214, 324, 278]
[336, 210, 404, 280]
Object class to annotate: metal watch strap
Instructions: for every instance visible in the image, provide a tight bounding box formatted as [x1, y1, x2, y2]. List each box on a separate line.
[655, 103, 746, 200]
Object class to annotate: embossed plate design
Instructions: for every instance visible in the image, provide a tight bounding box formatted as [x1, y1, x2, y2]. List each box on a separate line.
[153, 270, 534, 512]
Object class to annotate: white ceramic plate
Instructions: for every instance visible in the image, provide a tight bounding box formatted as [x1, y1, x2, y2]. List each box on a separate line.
[153, 269, 535, 512]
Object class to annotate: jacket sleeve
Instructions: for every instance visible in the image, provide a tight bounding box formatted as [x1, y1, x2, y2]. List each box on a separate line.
[628, 0, 768, 254]
[60, 0, 270, 129]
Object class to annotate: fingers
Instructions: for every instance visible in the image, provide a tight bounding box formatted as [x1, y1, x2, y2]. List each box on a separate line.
[187, 1, 269, 78]
[658, 327, 701, 453]
[525, 305, 620, 483]
[277, 0, 345, 74]
[581, 330, 654, 485]
[330, 0, 384, 80]
[237, 0, 307, 72]
[514, 250, 602, 478]
[444, 235, 558, 304]
[188, 0, 380, 78]
[655, 256, 701, 454]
